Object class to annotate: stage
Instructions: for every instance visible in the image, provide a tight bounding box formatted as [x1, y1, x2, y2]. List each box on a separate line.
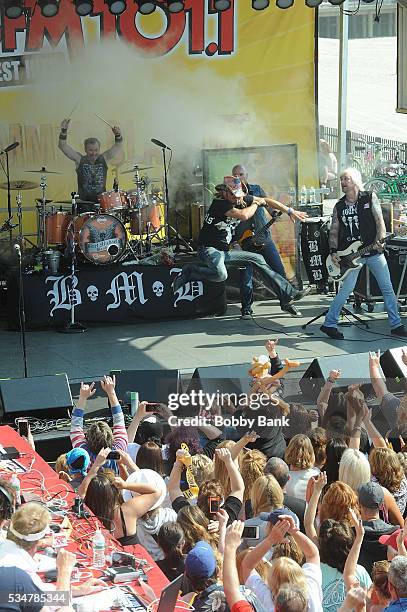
[1, 289, 407, 382]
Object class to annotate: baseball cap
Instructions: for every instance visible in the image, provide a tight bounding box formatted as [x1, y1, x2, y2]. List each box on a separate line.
[259, 507, 300, 527]
[185, 541, 216, 579]
[379, 529, 405, 550]
[122, 468, 167, 510]
[65, 448, 90, 475]
[358, 482, 384, 509]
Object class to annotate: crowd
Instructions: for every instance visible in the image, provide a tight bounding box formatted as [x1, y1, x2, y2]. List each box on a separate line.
[1, 339, 407, 611]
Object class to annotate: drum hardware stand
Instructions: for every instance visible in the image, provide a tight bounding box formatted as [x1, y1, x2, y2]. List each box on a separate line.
[14, 238, 28, 377]
[1, 142, 20, 240]
[36, 169, 48, 252]
[58, 192, 86, 334]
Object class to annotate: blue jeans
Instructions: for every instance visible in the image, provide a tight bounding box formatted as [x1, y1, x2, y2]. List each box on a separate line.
[239, 207, 286, 311]
[324, 253, 401, 329]
[180, 245, 298, 307]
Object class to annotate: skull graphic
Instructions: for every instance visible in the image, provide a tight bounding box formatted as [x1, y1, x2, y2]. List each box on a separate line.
[87, 285, 99, 302]
[152, 280, 164, 297]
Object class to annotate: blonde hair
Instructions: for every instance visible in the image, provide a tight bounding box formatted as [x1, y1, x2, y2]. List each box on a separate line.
[319, 481, 360, 524]
[338, 448, 371, 492]
[369, 448, 405, 494]
[54, 454, 70, 482]
[241, 449, 267, 503]
[236, 549, 271, 584]
[340, 167, 364, 190]
[268, 557, 308, 601]
[191, 454, 214, 488]
[272, 535, 306, 566]
[397, 452, 407, 477]
[7, 502, 50, 552]
[213, 440, 238, 497]
[176, 505, 218, 552]
[251, 474, 284, 516]
[285, 434, 315, 470]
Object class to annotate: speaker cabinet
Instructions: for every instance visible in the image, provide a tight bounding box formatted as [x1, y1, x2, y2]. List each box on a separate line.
[299, 353, 382, 401]
[380, 346, 407, 392]
[110, 369, 181, 405]
[0, 374, 73, 421]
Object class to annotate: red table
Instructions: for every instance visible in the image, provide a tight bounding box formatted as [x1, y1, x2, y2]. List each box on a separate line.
[0, 426, 169, 606]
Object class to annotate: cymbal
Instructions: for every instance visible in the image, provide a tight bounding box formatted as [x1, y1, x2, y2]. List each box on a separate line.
[35, 199, 53, 204]
[0, 180, 39, 190]
[122, 166, 154, 174]
[26, 167, 62, 174]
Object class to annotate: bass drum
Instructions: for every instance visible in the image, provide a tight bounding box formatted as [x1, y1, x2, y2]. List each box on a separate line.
[75, 213, 127, 264]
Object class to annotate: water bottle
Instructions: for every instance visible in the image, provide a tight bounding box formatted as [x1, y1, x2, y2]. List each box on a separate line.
[92, 528, 106, 568]
[10, 473, 21, 506]
[288, 186, 296, 205]
[309, 186, 316, 204]
[300, 185, 307, 205]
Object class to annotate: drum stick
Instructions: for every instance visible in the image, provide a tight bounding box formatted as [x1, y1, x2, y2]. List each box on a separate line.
[94, 113, 114, 129]
[67, 99, 80, 119]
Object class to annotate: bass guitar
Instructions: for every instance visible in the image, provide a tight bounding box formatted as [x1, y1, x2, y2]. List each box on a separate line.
[326, 226, 407, 282]
[238, 210, 282, 252]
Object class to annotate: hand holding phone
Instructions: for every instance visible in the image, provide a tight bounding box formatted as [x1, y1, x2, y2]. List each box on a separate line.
[209, 497, 221, 514]
[242, 525, 260, 539]
[107, 451, 120, 460]
[145, 403, 160, 413]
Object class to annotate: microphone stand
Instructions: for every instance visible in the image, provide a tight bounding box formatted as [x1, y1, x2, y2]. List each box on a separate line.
[15, 193, 28, 377]
[160, 146, 171, 247]
[58, 193, 86, 334]
[5, 149, 12, 241]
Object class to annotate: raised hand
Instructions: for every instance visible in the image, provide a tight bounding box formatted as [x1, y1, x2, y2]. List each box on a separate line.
[265, 338, 278, 356]
[113, 476, 126, 490]
[369, 350, 381, 368]
[60, 118, 70, 131]
[225, 520, 244, 549]
[94, 447, 111, 468]
[101, 374, 116, 395]
[290, 209, 308, 223]
[349, 508, 364, 540]
[269, 518, 291, 545]
[112, 125, 121, 137]
[79, 381, 96, 400]
[215, 448, 232, 464]
[313, 471, 327, 495]
[402, 349, 407, 367]
[328, 369, 341, 381]
[244, 431, 260, 444]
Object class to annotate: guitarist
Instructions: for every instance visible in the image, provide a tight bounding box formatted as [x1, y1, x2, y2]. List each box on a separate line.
[320, 167, 407, 339]
[232, 165, 305, 319]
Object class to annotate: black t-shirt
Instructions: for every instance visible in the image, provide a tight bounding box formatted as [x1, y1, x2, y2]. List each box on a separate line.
[0, 567, 44, 611]
[172, 495, 242, 524]
[156, 556, 185, 582]
[198, 196, 254, 251]
[76, 155, 108, 202]
[233, 407, 286, 459]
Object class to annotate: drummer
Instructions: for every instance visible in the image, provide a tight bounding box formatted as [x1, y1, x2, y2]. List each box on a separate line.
[58, 118, 124, 214]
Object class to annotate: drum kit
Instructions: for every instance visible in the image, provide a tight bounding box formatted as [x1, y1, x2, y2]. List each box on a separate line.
[0, 164, 166, 269]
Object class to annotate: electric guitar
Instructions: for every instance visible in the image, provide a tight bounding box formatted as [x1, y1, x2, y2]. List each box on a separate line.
[238, 211, 282, 252]
[326, 226, 407, 282]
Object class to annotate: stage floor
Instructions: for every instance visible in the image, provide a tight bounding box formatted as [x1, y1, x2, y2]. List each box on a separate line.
[1, 291, 407, 383]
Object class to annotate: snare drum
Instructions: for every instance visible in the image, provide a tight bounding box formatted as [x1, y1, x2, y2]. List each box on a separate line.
[46, 211, 72, 244]
[98, 190, 128, 212]
[129, 204, 162, 235]
[74, 213, 127, 264]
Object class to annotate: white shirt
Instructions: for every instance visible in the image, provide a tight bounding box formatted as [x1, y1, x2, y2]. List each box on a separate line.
[285, 468, 320, 501]
[0, 539, 53, 592]
[245, 563, 323, 612]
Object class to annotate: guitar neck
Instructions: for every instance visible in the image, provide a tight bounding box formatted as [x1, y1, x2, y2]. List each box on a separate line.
[350, 233, 395, 260]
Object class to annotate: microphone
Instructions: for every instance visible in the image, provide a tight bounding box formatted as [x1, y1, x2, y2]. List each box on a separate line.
[14, 243, 21, 257]
[151, 138, 171, 151]
[0, 142, 20, 154]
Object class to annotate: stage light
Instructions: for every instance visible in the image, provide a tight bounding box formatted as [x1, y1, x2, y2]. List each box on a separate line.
[138, 0, 156, 13]
[252, 0, 270, 8]
[106, 0, 126, 13]
[74, 0, 93, 15]
[276, 0, 294, 8]
[305, 0, 322, 6]
[214, 0, 230, 10]
[38, 0, 59, 15]
[4, 0, 23, 17]
[168, 0, 184, 11]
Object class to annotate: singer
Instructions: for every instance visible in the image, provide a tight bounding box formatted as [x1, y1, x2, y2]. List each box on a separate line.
[58, 118, 124, 213]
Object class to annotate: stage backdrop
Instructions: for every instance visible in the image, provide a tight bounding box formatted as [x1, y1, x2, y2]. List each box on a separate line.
[0, 1, 318, 268]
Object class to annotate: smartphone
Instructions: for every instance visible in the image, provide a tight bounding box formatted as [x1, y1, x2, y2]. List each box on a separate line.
[107, 451, 120, 460]
[145, 403, 160, 413]
[130, 391, 139, 417]
[242, 525, 260, 539]
[17, 419, 29, 438]
[209, 497, 221, 514]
